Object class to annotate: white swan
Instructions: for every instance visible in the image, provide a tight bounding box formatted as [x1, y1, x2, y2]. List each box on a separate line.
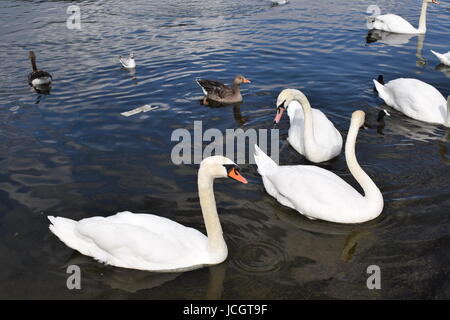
[255, 111, 384, 224]
[273, 89, 343, 163]
[431, 50, 450, 66]
[119, 52, 136, 68]
[48, 156, 248, 272]
[373, 77, 450, 127]
[369, 0, 439, 34]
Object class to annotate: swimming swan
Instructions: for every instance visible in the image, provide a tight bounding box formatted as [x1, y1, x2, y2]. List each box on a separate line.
[369, 0, 439, 34]
[373, 77, 450, 127]
[273, 89, 342, 163]
[431, 50, 450, 66]
[48, 156, 248, 272]
[255, 110, 384, 224]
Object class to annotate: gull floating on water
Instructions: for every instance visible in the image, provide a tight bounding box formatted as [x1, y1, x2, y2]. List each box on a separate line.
[119, 52, 136, 69]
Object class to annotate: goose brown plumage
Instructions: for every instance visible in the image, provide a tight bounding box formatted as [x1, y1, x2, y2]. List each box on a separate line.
[196, 75, 251, 104]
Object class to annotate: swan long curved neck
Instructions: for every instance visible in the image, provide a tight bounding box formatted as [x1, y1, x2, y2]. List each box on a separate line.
[197, 168, 226, 251]
[345, 119, 382, 204]
[418, 0, 429, 34]
[292, 91, 317, 150]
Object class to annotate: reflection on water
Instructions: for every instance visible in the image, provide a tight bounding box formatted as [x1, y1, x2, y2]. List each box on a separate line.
[340, 229, 371, 263]
[231, 240, 287, 275]
[200, 99, 249, 126]
[0, 0, 449, 299]
[63, 253, 182, 293]
[366, 30, 417, 46]
[435, 64, 450, 78]
[366, 30, 426, 66]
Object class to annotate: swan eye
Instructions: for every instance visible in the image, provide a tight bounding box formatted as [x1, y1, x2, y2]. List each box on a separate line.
[223, 164, 239, 173]
[224, 165, 248, 184]
[277, 100, 286, 109]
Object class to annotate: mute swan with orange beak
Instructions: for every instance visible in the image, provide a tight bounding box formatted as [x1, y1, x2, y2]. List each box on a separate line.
[373, 77, 450, 127]
[255, 111, 383, 224]
[274, 89, 342, 163]
[369, 0, 439, 34]
[48, 156, 247, 272]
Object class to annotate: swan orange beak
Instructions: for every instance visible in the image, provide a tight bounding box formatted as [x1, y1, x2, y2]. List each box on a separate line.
[432, 0, 439, 4]
[228, 168, 248, 184]
[243, 78, 251, 83]
[273, 106, 285, 124]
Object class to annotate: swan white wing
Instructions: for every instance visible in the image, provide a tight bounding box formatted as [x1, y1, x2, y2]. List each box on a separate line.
[310, 108, 343, 153]
[287, 108, 306, 155]
[261, 176, 297, 210]
[52, 212, 210, 271]
[372, 14, 418, 34]
[384, 78, 446, 123]
[264, 166, 365, 223]
[287, 104, 342, 161]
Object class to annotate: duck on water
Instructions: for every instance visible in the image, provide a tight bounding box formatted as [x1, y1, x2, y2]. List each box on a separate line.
[196, 75, 251, 104]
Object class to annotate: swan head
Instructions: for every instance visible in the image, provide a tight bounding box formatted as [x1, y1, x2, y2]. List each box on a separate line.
[200, 156, 248, 183]
[130, 52, 135, 59]
[428, 0, 439, 4]
[274, 89, 303, 124]
[351, 110, 366, 128]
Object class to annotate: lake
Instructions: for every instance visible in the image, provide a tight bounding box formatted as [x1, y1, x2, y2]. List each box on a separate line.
[0, 0, 449, 299]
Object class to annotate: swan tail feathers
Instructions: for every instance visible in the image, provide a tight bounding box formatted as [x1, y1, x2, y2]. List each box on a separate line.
[431, 50, 445, 63]
[48, 216, 81, 250]
[254, 144, 277, 176]
[373, 79, 387, 98]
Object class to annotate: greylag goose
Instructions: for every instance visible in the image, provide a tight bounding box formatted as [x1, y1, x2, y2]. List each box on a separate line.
[196, 75, 251, 104]
[28, 51, 52, 87]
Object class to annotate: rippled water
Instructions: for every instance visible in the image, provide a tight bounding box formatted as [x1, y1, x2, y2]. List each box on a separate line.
[0, 0, 449, 299]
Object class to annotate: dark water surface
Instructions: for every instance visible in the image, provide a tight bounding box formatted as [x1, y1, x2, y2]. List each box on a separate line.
[0, 0, 449, 299]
